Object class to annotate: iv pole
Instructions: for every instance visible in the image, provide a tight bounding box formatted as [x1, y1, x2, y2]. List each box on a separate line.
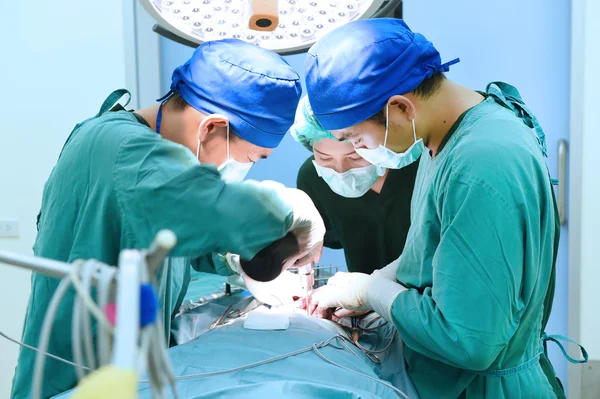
[0, 230, 177, 281]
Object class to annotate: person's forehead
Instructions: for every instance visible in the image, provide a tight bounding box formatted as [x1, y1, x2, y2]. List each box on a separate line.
[330, 126, 360, 141]
[254, 146, 273, 156]
[244, 141, 274, 157]
[314, 138, 355, 155]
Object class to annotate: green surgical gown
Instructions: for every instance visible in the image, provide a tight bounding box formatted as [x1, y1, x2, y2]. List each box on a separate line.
[390, 92, 562, 398]
[10, 94, 292, 399]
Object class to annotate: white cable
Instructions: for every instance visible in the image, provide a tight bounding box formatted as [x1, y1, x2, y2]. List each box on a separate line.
[7, 321, 408, 398]
[149, 328, 167, 398]
[72, 264, 87, 379]
[312, 339, 410, 399]
[335, 315, 397, 359]
[140, 328, 161, 397]
[32, 277, 73, 399]
[0, 330, 92, 371]
[80, 261, 97, 370]
[141, 334, 411, 398]
[152, 323, 178, 398]
[69, 262, 113, 331]
[97, 265, 117, 366]
[355, 330, 397, 356]
[4, 251, 177, 398]
[69, 260, 116, 379]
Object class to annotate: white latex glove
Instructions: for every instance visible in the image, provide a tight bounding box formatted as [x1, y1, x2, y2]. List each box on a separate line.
[221, 253, 244, 275]
[282, 188, 325, 267]
[241, 180, 325, 267]
[371, 256, 401, 281]
[329, 257, 400, 320]
[310, 272, 407, 322]
[241, 271, 304, 307]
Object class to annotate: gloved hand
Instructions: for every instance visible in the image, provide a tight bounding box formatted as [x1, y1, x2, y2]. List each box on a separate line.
[241, 270, 305, 307]
[310, 272, 407, 322]
[278, 188, 325, 267]
[241, 180, 325, 267]
[302, 285, 355, 320]
[331, 308, 370, 321]
[311, 272, 372, 312]
[371, 256, 401, 281]
[219, 252, 244, 275]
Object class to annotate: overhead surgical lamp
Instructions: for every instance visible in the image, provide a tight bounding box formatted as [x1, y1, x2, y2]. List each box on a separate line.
[139, 0, 402, 55]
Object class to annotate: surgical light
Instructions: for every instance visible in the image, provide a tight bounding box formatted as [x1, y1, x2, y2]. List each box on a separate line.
[139, 0, 402, 55]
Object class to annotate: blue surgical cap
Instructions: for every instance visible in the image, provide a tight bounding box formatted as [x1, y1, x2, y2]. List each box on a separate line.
[305, 19, 459, 130]
[161, 39, 302, 148]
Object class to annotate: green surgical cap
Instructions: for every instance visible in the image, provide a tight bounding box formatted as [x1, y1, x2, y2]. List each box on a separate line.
[289, 95, 338, 152]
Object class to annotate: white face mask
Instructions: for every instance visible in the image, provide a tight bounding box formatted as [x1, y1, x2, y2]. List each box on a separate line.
[196, 119, 253, 183]
[355, 104, 424, 169]
[312, 160, 385, 198]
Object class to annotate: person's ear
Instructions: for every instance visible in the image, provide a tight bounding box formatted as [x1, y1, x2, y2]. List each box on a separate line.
[197, 114, 229, 142]
[387, 95, 416, 122]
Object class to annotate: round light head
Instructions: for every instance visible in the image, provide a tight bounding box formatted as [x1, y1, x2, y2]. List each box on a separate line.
[140, 0, 386, 55]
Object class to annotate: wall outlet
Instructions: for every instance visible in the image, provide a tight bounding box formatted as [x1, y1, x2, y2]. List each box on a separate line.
[0, 220, 19, 238]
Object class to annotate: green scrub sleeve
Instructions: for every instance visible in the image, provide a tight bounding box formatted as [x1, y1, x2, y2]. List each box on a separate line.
[114, 134, 293, 260]
[390, 177, 525, 371]
[190, 253, 234, 276]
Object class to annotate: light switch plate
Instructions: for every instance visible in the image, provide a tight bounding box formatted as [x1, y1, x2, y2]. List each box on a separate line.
[0, 220, 19, 237]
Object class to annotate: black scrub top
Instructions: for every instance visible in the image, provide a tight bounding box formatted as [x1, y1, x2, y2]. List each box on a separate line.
[296, 156, 419, 274]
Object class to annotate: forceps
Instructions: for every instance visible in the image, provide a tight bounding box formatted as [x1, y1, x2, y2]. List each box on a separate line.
[210, 305, 233, 329]
[209, 305, 248, 329]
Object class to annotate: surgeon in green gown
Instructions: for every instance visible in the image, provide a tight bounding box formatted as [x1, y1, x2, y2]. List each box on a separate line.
[11, 39, 326, 399]
[306, 19, 586, 399]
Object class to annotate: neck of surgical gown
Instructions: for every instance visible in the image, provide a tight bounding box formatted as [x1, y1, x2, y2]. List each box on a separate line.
[390, 96, 561, 398]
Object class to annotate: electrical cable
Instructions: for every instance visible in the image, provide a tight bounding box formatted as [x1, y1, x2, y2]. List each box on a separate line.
[153, 322, 179, 398]
[2, 252, 406, 399]
[32, 277, 73, 399]
[2, 239, 178, 398]
[312, 337, 410, 399]
[362, 314, 388, 330]
[69, 261, 114, 331]
[0, 330, 92, 371]
[97, 264, 117, 367]
[140, 333, 410, 399]
[333, 314, 397, 361]
[355, 330, 397, 355]
[5, 315, 409, 399]
[72, 268, 87, 380]
[80, 261, 97, 370]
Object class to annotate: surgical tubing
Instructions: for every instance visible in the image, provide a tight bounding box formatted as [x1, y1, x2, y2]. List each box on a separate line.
[334, 314, 398, 359]
[72, 278, 87, 379]
[32, 277, 73, 399]
[27, 257, 177, 399]
[70, 261, 115, 380]
[81, 262, 97, 370]
[97, 265, 117, 366]
[139, 333, 411, 399]
[16, 319, 409, 399]
[0, 330, 92, 371]
[10, 263, 406, 399]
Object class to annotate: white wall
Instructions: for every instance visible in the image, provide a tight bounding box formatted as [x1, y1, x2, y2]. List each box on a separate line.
[0, 1, 130, 397]
[569, 0, 600, 397]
